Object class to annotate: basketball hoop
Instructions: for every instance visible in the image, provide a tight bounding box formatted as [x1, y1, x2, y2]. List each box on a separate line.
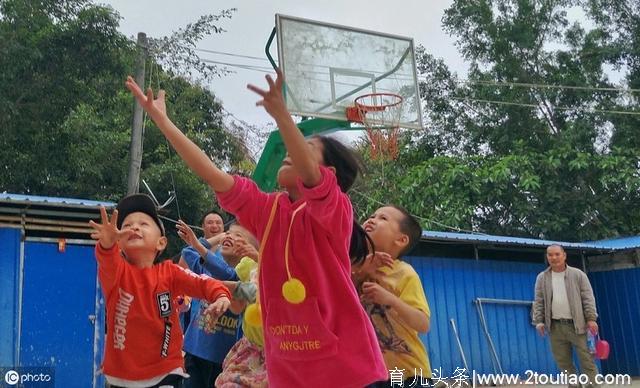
[346, 93, 403, 160]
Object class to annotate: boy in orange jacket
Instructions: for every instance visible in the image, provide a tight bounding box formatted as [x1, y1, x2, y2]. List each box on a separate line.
[90, 194, 231, 388]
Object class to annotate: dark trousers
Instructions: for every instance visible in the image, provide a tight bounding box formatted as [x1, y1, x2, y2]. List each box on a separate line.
[184, 353, 223, 388]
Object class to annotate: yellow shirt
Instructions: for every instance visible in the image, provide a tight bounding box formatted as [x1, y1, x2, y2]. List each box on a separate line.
[361, 259, 432, 378]
[235, 257, 263, 347]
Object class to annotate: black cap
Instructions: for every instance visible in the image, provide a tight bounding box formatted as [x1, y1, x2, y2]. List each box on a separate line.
[116, 193, 165, 236]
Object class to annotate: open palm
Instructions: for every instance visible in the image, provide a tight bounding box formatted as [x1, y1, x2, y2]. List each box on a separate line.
[89, 206, 133, 249]
[246, 68, 288, 118]
[125, 76, 167, 119]
[176, 220, 199, 247]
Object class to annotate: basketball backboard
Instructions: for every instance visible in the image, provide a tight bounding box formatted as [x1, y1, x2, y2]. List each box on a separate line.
[275, 14, 423, 130]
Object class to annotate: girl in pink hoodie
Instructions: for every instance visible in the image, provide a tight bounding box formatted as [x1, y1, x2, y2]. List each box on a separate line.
[126, 70, 387, 388]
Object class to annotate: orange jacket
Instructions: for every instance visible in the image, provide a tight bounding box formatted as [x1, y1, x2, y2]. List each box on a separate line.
[96, 244, 230, 380]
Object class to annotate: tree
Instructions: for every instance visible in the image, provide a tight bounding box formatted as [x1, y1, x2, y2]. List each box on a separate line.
[353, 0, 640, 241]
[0, 0, 133, 194]
[0, 0, 254, 254]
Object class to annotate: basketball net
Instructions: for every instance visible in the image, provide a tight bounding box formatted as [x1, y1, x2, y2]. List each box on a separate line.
[347, 93, 403, 160]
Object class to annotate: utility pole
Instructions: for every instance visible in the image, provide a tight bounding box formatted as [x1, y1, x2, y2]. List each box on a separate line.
[127, 32, 147, 194]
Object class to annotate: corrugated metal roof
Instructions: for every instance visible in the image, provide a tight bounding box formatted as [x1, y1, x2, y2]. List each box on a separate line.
[420, 230, 620, 251]
[3, 193, 638, 249]
[0, 193, 115, 208]
[587, 236, 640, 250]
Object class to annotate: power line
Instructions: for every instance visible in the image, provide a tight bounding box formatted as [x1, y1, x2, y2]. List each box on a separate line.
[187, 45, 640, 94]
[454, 79, 640, 94]
[193, 47, 268, 62]
[199, 58, 274, 73]
[198, 53, 640, 117]
[198, 57, 412, 93]
[221, 106, 270, 137]
[450, 96, 640, 116]
[150, 43, 640, 117]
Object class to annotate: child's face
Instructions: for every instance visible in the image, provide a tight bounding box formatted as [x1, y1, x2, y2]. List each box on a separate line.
[119, 212, 167, 260]
[277, 138, 325, 190]
[219, 225, 254, 259]
[362, 206, 408, 257]
[202, 213, 224, 239]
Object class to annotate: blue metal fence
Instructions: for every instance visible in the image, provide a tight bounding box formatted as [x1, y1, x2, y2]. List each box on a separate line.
[0, 228, 21, 366]
[19, 241, 99, 387]
[406, 256, 558, 377]
[0, 231, 102, 388]
[590, 268, 640, 376]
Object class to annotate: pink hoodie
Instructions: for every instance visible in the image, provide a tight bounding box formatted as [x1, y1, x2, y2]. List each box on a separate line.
[217, 166, 387, 388]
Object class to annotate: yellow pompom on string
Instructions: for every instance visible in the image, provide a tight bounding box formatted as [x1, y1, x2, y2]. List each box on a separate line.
[282, 278, 306, 304]
[244, 303, 262, 327]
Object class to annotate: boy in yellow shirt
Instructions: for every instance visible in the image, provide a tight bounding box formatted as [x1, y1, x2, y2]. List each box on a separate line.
[355, 205, 432, 388]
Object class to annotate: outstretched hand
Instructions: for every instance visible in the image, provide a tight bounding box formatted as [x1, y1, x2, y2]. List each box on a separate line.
[176, 220, 199, 247]
[202, 296, 231, 333]
[125, 76, 167, 119]
[89, 206, 133, 250]
[247, 68, 289, 119]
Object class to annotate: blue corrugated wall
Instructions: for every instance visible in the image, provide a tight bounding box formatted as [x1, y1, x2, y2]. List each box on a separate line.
[590, 268, 640, 376]
[0, 230, 104, 387]
[20, 241, 99, 387]
[405, 256, 559, 377]
[0, 228, 20, 366]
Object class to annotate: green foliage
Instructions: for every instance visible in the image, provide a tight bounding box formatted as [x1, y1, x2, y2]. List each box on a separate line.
[355, 0, 640, 241]
[354, 146, 640, 241]
[0, 0, 133, 195]
[0, 0, 253, 255]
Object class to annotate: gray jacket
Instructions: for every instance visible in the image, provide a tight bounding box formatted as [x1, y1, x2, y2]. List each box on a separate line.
[532, 265, 598, 334]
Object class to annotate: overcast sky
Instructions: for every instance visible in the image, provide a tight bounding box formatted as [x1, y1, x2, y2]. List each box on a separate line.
[100, 0, 467, 129]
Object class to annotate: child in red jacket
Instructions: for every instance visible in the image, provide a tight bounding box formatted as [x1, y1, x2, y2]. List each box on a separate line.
[90, 193, 231, 388]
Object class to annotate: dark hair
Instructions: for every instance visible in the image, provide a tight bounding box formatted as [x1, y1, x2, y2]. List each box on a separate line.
[315, 136, 369, 263]
[200, 209, 226, 226]
[389, 204, 422, 256]
[547, 244, 565, 253]
[315, 135, 364, 192]
[350, 220, 375, 266]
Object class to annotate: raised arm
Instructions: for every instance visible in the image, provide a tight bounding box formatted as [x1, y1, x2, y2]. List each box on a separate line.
[125, 77, 234, 192]
[89, 207, 132, 294]
[177, 220, 210, 258]
[247, 69, 321, 187]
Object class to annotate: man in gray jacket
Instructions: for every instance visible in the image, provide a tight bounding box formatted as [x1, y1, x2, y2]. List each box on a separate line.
[532, 244, 599, 387]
